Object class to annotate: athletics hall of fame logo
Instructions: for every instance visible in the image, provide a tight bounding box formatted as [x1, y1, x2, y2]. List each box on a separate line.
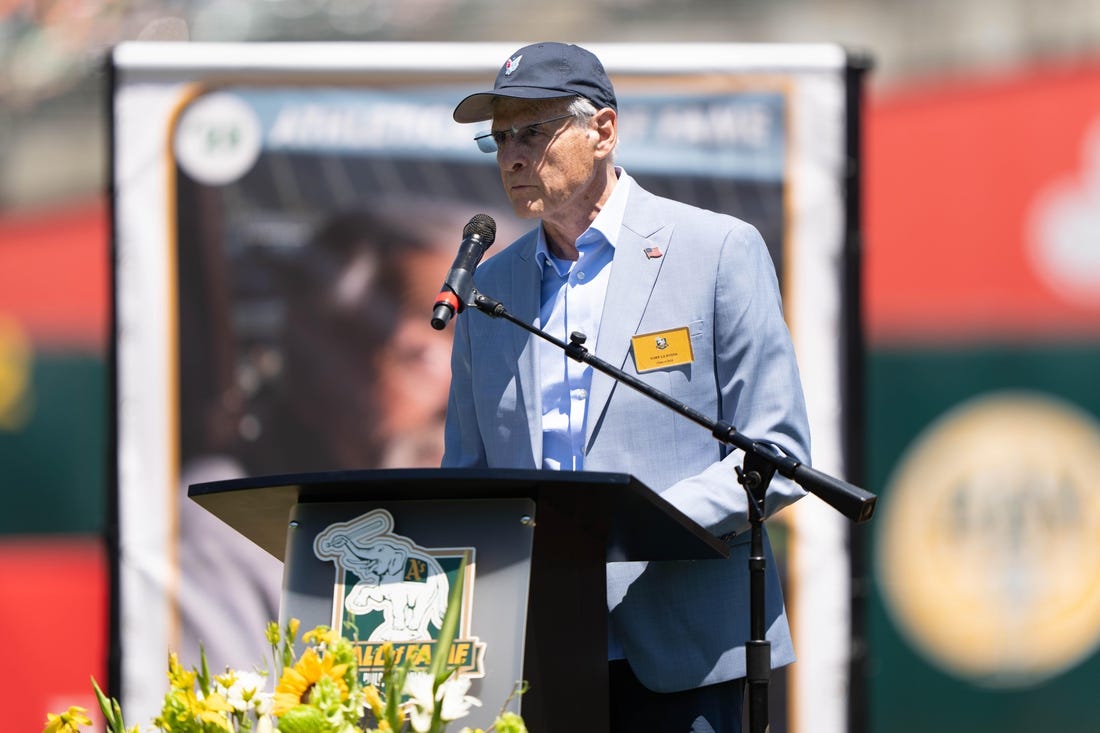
[313, 509, 485, 684]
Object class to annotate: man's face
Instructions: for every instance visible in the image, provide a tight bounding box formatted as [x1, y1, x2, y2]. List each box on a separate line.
[491, 99, 601, 226]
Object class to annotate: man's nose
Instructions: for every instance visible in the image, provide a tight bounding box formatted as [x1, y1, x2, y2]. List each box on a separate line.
[497, 143, 525, 171]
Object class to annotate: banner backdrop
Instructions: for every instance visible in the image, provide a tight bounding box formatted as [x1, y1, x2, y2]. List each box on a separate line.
[110, 42, 863, 731]
[864, 64, 1100, 732]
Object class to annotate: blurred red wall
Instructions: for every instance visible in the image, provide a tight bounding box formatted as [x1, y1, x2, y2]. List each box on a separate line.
[865, 62, 1100, 344]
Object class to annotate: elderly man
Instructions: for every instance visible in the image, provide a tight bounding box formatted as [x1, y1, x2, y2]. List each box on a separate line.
[443, 42, 811, 733]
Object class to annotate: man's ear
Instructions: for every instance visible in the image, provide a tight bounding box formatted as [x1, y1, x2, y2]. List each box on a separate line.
[592, 107, 617, 159]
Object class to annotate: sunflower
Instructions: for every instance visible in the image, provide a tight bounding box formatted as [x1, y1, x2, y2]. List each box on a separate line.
[272, 647, 349, 715]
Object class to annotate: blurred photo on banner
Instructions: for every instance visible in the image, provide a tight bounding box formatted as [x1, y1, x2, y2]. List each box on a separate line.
[170, 86, 534, 677]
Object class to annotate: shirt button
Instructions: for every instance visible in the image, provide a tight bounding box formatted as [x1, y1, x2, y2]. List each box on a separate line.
[576, 271, 587, 281]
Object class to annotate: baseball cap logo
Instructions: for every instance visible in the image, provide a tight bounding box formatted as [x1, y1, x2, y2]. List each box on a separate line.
[503, 54, 523, 76]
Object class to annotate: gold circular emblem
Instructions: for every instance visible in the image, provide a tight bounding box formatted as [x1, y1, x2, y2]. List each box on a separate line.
[876, 391, 1100, 687]
[0, 315, 32, 430]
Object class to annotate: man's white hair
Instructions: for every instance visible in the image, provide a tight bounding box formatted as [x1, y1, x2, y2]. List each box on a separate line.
[567, 96, 599, 121]
[567, 96, 616, 159]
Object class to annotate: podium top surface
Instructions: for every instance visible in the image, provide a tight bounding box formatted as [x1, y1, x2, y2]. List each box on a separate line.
[189, 468, 728, 563]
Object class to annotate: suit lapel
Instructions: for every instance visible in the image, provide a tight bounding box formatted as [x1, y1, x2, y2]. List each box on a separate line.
[585, 185, 671, 450]
[507, 235, 544, 466]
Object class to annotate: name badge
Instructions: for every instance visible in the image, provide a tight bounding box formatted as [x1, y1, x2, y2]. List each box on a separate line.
[631, 327, 694, 373]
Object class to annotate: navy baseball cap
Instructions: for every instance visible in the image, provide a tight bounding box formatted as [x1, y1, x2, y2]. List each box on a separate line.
[453, 42, 617, 123]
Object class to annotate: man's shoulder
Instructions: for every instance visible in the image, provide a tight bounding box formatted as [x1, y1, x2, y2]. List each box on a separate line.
[628, 182, 761, 240]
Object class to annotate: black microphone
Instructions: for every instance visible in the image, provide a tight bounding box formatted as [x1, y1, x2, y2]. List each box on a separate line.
[430, 213, 496, 330]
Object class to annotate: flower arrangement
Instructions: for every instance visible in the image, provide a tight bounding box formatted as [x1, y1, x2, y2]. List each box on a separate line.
[44, 560, 527, 733]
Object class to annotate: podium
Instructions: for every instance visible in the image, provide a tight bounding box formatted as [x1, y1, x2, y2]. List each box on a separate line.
[189, 468, 728, 731]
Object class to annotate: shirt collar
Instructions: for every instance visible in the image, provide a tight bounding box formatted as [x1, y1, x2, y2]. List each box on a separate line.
[536, 167, 631, 268]
[587, 166, 630, 247]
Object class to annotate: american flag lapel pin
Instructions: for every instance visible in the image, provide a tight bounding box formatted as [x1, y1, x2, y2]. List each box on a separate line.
[644, 246, 663, 259]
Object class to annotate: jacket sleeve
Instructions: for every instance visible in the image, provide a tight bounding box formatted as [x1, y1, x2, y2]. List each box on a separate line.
[440, 307, 488, 468]
[658, 222, 811, 539]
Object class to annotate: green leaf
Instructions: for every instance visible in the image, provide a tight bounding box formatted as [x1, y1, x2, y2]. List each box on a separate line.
[197, 643, 213, 696]
[430, 553, 468, 684]
[91, 677, 127, 733]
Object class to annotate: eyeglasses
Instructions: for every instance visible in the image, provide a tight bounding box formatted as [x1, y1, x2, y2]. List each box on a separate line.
[474, 113, 576, 153]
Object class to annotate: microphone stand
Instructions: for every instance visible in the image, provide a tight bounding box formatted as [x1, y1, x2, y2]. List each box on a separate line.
[738, 448, 778, 733]
[468, 288, 876, 733]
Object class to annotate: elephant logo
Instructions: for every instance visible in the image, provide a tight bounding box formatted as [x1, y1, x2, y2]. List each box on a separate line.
[315, 509, 451, 641]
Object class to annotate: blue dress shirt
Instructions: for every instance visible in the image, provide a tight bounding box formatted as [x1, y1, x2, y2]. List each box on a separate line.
[535, 171, 630, 472]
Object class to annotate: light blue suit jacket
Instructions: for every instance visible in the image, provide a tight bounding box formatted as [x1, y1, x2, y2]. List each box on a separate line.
[442, 177, 811, 693]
